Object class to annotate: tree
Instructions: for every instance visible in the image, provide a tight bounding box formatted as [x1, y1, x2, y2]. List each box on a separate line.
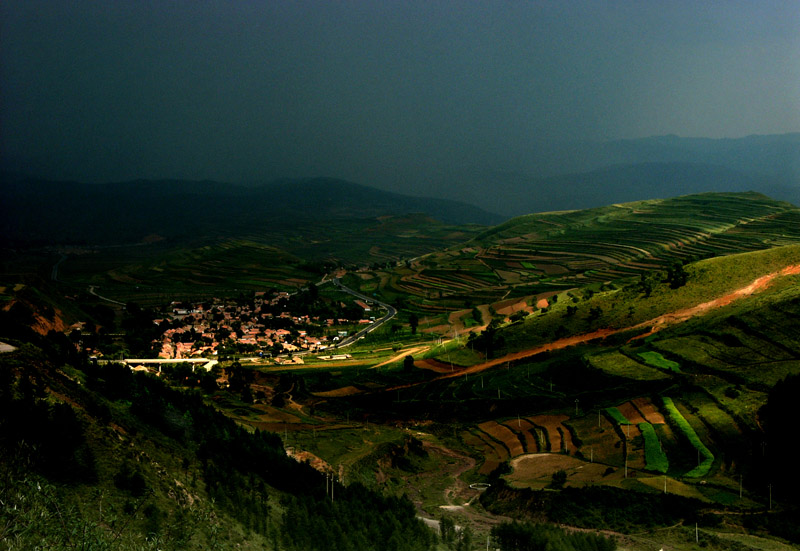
[549, 469, 567, 489]
[471, 306, 482, 325]
[667, 262, 688, 289]
[408, 313, 419, 335]
[455, 525, 473, 551]
[403, 355, 415, 372]
[440, 515, 456, 545]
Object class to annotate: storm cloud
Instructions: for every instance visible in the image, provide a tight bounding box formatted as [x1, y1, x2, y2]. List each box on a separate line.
[2, 1, 798, 198]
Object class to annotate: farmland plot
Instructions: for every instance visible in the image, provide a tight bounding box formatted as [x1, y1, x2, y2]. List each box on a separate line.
[505, 454, 615, 490]
[566, 415, 624, 467]
[617, 401, 647, 424]
[462, 430, 508, 475]
[631, 397, 666, 424]
[526, 414, 577, 454]
[500, 418, 540, 453]
[662, 397, 714, 478]
[478, 421, 525, 457]
[639, 423, 669, 473]
[586, 351, 670, 381]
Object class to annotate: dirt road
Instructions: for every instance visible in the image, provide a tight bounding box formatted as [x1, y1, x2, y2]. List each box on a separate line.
[437, 263, 800, 380]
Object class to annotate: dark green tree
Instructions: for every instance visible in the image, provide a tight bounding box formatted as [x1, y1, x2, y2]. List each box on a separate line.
[549, 469, 567, 489]
[666, 263, 688, 289]
[408, 313, 419, 335]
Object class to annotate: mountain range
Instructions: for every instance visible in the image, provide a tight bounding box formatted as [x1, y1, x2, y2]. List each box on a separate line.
[3, 134, 798, 240]
[451, 133, 800, 215]
[0, 176, 502, 246]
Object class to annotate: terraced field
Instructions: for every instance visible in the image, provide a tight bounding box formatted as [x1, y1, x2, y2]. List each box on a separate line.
[362, 193, 800, 317]
[58, 214, 487, 304]
[467, 413, 588, 471]
[462, 394, 735, 485]
[60, 239, 319, 303]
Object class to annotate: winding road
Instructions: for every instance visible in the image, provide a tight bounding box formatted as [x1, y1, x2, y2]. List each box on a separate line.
[330, 278, 397, 347]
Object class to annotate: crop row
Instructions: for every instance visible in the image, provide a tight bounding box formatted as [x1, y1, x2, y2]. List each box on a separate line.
[661, 397, 714, 478]
[377, 194, 800, 314]
[639, 423, 669, 473]
[467, 414, 578, 473]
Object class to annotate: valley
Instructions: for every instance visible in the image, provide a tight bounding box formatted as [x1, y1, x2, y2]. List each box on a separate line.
[4, 3, 799, 548]
[3, 191, 800, 550]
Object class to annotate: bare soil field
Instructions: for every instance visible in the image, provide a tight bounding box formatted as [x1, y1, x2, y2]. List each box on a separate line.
[566, 415, 624, 467]
[527, 414, 576, 454]
[461, 431, 504, 475]
[500, 418, 539, 453]
[632, 396, 665, 424]
[312, 386, 363, 397]
[286, 448, 332, 473]
[622, 424, 646, 471]
[492, 295, 535, 316]
[617, 401, 647, 424]
[415, 358, 460, 373]
[506, 453, 618, 489]
[478, 421, 525, 457]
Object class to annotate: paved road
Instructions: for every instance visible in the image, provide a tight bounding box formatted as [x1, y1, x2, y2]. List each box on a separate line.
[88, 285, 127, 306]
[51, 254, 67, 282]
[330, 278, 397, 347]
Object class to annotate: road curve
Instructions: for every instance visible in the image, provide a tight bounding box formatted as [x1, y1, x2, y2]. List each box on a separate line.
[330, 278, 397, 347]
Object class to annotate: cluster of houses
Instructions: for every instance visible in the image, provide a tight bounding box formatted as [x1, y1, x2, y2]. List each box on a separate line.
[152, 291, 375, 362]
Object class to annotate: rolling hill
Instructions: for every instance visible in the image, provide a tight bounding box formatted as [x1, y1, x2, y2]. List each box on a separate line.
[356, 192, 800, 321]
[0, 175, 503, 246]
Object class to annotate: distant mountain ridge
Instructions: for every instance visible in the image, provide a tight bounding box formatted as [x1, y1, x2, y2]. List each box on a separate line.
[455, 133, 800, 215]
[0, 175, 503, 246]
[479, 161, 795, 217]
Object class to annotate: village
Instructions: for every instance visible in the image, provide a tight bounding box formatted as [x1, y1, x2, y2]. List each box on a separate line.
[74, 284, 382, 368]
[152, 289, 378, 365]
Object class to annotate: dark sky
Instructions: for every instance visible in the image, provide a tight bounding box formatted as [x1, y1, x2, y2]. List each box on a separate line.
[2, 1, 798, 195]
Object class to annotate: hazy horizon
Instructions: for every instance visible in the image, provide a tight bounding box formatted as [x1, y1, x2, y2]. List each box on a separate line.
[2, 1, 798, 198]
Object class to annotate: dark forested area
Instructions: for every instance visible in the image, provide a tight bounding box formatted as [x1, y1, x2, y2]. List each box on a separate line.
[0, 336, 434, 549]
